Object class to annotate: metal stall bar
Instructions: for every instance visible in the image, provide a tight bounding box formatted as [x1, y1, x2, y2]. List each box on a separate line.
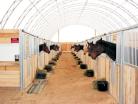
[19, 29, 25, 91]
[117, 31, 124, 104]
[84, 24, 138, 43]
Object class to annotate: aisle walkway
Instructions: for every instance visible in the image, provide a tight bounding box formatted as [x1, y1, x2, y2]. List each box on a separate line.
[0, 52, 116, 104]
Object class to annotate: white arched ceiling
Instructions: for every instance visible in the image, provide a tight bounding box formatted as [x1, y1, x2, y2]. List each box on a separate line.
[0, 0, 138, 39]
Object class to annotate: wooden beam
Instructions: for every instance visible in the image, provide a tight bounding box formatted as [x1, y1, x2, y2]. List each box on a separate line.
[0, 29, 19, 38]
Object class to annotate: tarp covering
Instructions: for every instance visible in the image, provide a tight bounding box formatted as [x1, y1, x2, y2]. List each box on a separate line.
[0, 0, 138, 39]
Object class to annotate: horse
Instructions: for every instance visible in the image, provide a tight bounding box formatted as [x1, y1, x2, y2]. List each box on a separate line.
[73, 44, 84, 52]
[50, 44, 59, 51]
[87, 41, 95, 56]
[71, 45, 74, 49]
[89, 38, 116, 61]
[39, 43, 50, 54]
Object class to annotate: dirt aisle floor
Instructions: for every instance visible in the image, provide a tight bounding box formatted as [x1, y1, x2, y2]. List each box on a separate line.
[0, 52, 117, 104]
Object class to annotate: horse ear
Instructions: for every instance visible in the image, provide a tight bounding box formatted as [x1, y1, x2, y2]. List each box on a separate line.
[87, 41, 89, 45]
[92, 41, 94, 45]
[100, 38, 102, 41]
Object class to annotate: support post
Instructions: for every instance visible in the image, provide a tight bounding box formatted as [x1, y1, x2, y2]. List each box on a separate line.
[19, 30, 24, 91]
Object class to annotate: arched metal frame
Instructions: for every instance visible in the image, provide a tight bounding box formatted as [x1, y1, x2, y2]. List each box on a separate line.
[0, 0, 138, 38]
[29, 3, 129, 36]
[30, 10, 121, 37]
[24, 1, 133, 31]
[25, 2, 132, 36]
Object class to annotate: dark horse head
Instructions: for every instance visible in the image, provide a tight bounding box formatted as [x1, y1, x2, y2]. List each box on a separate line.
[89, 38, 116, 61]
[39, 43, 50, 54]
[74, 44, 84, 52]
[71, 45, 74, 49]
[50, 44, 59, 51]
[87, 41, 95, 56]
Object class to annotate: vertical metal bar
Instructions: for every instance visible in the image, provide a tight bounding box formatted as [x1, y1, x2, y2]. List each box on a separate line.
[131, 32, 134, 65]
[19, 30, 24, 91]
[135, 31, 137, 66]
[119, 31, 124, 104]
[43, 39, 45, 67]
[37, 37, 39, 69]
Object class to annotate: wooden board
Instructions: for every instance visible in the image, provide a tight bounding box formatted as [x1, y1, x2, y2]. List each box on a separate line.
[44, 53, 49, 65]
[97, 55, 106, 79]
[23, 54, 39, 88]
[38, 52, 45, 69]
[123, 65, 135, 104]
[0, 61, 20, 87]
[0, 29, 19, 44]
[135, 67, 138, 104]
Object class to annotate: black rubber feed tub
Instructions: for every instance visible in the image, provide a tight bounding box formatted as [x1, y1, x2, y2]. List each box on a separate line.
[44, 65, 53, 72]
[49, 60, 56, 65]
[36, 70, 47, 79]
[97, 80, 108, 91]
[80, 63, 87, 69]
[77, 60, 82, 65]
[84, 70, 94, 77]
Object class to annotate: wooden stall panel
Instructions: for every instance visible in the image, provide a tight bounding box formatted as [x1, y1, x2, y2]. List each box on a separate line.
[105, 58, 110, 82]
[110, 63, 119, 102]
[116, 64, 120, 102]
[0, 29, 19, 42]
[34, 54, 38, 70]
[44, 53, 49, 65]
[31, 55, 37, 81]
[0, 61, 20, 87]
[77, 50, 84, 62]
[23, 54, 38, 88]
[123, 65, 135, 104]
[23, 59, 29, 88]
[24, 59, 33, 88]
[97, 55, 106, 79]
[0, 70, 20, 87]
[85, 54, 90, 68]
[38, 52, 45, 69]
[135, 67, 138, 104]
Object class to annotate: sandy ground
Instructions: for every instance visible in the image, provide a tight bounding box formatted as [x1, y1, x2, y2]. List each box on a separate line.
[0, 52, 117, 104]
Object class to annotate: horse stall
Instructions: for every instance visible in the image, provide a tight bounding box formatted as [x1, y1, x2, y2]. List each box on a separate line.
[20, 30, 52, 90]
[0, 29, 51, 91]
[38, 39, 50, 70]
[84, 27, 138, 104]
[44, 40, 51, 65]
[49, 43, 60, 61]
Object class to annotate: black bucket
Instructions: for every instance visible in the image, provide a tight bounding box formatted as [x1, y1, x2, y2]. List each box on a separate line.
[84, 70, 94, 77]
[97, 80, 108, 91]
[49, 60, 56, 65]
[44, 65, 53, 72]
[80, 63, 87, 69]
[77, 60, 82, 65]
[36, 70, 47, 79]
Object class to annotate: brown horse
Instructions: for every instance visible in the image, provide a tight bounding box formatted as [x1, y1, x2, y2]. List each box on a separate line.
[50, 44, 59, 51]
[39, 43, 50, 54]
[89, 38, 116, 61]
[87, 41, 95, 56]
[72, 44, 84, 52]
